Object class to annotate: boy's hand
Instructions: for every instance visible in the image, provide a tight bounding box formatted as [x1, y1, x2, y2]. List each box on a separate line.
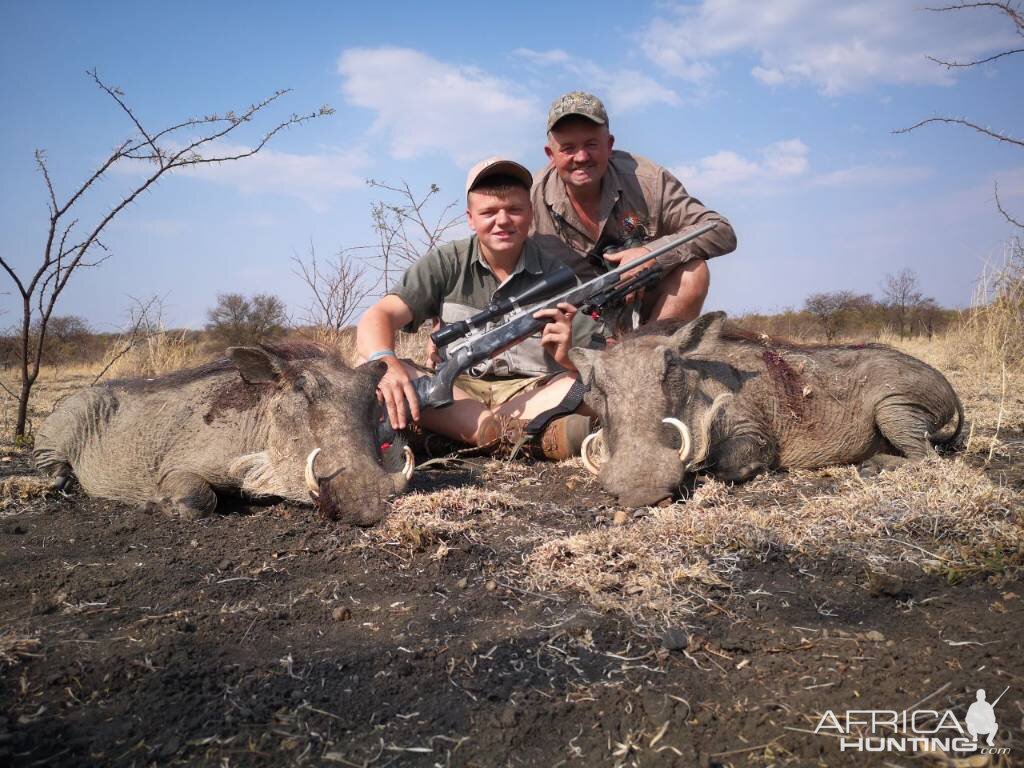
[376, 357, 421, 430]
[534, 302, 578, 371]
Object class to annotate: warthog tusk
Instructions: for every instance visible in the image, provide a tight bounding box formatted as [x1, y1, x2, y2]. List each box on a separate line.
[662, 417, 692, 464]
[580, 429, 605, 476]
[389, 445, 416, 494]
[305, 448, 321, 498]
[400, 446, 415, 481]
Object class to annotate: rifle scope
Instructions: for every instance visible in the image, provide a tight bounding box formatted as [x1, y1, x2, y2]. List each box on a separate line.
[431, 266, 577, 348]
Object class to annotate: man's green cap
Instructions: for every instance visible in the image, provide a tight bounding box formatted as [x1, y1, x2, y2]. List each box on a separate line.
[547, 91, 608, 132]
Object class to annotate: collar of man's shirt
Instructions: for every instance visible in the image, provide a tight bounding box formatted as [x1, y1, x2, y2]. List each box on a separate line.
[471, 236, 545, 283]
[543, 158, 623, 243]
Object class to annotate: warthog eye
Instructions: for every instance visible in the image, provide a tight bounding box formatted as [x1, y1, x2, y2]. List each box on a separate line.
[293, 372, 326, 403]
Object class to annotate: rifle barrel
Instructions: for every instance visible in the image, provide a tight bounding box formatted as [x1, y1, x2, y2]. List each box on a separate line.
[601, 222, 718, 283]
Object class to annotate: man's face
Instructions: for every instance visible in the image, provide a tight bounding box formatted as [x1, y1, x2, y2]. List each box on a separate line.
[466, 186, 533, 258]
[545, 119, 614, 193]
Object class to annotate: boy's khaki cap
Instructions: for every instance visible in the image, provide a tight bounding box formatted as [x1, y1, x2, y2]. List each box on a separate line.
[465, 156, 533, 194]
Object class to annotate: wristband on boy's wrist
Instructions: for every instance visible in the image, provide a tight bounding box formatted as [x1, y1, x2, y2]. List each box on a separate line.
[367, 349, 397, 362]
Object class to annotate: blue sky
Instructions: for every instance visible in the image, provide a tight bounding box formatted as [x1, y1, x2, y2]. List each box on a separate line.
[2, 0, 1022, 332]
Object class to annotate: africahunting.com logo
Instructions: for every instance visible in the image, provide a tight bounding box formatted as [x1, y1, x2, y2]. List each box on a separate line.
[807, 686, 1010, 755]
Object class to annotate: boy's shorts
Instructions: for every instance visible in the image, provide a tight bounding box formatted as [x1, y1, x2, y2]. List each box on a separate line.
[408, 362, 554, 409]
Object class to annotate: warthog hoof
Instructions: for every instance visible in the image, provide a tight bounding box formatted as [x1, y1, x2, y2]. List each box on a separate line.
[48, 473, 72, 492]
[138, 499, 212, 520]
[858, 454, 908, 478]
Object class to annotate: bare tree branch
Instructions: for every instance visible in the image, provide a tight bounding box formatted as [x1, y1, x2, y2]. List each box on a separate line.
[88, 68, 162, 163]
[995, 182, 1024, 229]
[882, 268, 926, 339]
[926, 47, 1024, 68]
[366, 179, 463, 292]
[897, 3, 1024, 230]
[34, 150, 58, 216]
[893, 117, 1024, 148]
[0, 379, 18, 400]
[0, 70, 331, 436]
[925, 2, 1024, 31]
[91, 295, 164, 384]
[292, 242, 374, 331]
[923, 2, 1024, 66]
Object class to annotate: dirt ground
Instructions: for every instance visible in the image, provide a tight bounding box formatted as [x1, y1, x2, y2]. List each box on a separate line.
[1, 363, 1023, 767]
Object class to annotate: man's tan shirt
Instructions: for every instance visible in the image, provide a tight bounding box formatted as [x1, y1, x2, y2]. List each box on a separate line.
[531, 150, 737, 279]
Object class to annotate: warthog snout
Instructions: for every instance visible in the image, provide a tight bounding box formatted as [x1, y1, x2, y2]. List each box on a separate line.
[582, 419, 693, 507]
[305, 445, 414, 525]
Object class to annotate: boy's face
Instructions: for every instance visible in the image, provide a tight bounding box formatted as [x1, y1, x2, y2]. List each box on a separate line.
[545, 119, 614, 193]
[466, 186, 533, 259]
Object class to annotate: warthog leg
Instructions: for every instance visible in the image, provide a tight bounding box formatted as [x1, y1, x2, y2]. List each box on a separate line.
[146, 469, 218, 520]
[43, 461, 74, 491]
[707, 433, 774, 483]
[873, 400, 940, 461]
[857, 454, 909, 478]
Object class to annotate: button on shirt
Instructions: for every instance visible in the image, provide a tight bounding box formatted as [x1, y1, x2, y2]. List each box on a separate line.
[389, 236, 604, 378]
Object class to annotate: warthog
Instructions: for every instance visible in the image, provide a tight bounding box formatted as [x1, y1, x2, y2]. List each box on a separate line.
[571, 312, 963, 507]
[34, 342, 414, 525]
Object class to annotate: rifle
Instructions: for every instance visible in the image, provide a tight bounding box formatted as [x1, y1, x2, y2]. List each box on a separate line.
[410, 222, 717, 410]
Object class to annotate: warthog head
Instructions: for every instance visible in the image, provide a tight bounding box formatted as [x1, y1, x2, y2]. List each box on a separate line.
[228, 345, 413, 526]
[570, 313, 731, 507]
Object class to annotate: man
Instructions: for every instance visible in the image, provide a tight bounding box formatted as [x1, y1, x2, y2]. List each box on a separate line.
[531, 91, 737, 326]
[966, 689, 999, 747]
[356, 157, 597, 459]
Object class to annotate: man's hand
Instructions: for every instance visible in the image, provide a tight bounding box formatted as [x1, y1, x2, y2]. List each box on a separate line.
[603, 245, 653, 303]
[533, 302, 578, 371]
[376, 357, 421, 430]
[603, 245, 651, 280]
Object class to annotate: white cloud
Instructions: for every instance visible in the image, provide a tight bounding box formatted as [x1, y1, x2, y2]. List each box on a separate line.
[674, 138, 931, 194]
[513, 48, 680, 113]
[674, 139, 809, 192]
[809, 164, 933, 188]
[642, 0, 1020, 94]
[113, 142, 370, 212]
[178, 144, 370, 211]
[338, 47, 541, 166]
[513, 49, 572, 66]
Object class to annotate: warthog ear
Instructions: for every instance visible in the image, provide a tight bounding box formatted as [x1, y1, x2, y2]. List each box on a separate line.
[671, 311, 726, 354]
[356, 359, 389, 384]
[228, 347, 285, 385]
[568, 347, 599, 386]
[662, 346, 679, 373]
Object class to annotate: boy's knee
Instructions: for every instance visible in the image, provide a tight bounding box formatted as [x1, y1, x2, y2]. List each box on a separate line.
[473, 412, 501, 447]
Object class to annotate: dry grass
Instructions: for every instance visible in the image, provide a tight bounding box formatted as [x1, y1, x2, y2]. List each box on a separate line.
[0, 630, 42, 667]
[0, 475, 51, 515]
[522, 459, 1022, 624]
[1, 475, 50, 500]
[955, 239, 1024, 371]
[363, 487, 527, 553]
[101, 328, 203, 380]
